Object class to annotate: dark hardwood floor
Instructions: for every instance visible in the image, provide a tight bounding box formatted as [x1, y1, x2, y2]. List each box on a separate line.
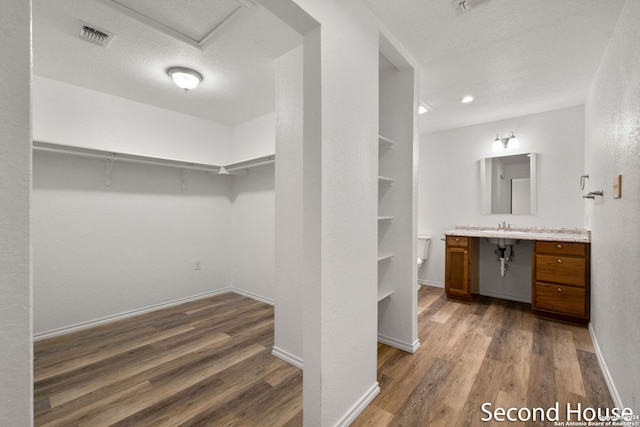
[34, 292, 303, 426]
[34, 286, 613, 426]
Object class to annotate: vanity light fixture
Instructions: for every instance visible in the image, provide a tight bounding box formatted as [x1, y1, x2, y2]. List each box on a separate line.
[493, 132, 519, 150]
[460, 95, 474, 103]
[167, 67, 203, 92]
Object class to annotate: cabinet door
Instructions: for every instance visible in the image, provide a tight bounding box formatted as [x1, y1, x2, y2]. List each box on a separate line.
[446, 247, 469, 295]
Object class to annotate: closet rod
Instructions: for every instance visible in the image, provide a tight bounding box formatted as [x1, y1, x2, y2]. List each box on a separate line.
[33, 141, 222, 173]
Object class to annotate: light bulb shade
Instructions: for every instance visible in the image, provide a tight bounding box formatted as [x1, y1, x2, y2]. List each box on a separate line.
[492, 135, 503, 151]
[508, 132, 519, 148]
[168, 67, 202, 91]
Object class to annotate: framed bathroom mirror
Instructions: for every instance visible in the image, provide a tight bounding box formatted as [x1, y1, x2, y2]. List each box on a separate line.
[480, 153, 537, 215]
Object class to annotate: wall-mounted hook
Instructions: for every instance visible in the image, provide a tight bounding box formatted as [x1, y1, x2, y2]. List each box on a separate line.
[580, 174, 589, 190]
[583, 190, 603, 199]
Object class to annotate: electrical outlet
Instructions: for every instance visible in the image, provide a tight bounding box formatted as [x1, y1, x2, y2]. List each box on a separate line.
[195, 260, 202, 270]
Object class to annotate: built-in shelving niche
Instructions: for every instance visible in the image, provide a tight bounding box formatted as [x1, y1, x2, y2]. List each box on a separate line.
[376, 36, 419, 354]
[33, 140, 275, 188]
[377, 134, 396, 306]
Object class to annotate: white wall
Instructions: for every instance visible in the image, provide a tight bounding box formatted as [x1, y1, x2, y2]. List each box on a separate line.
[585, 0, 640, 412]
[231, 112, 276, 161]
[418, 105, 585, 300]
[227, 111, 277, 302]
[33, 152, 233, 335]
[0, 0, 32, 423]
[229, 113, 277, 305]
[33, 76, 233, 164]
[31, 77, 280, 336]
[230, 167, 275, 303]
[274, 45, 304, 366]
[294, 2, 380, 425]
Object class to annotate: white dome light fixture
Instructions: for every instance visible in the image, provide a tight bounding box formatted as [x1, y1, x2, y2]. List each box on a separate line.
[167, 67, 203, 92]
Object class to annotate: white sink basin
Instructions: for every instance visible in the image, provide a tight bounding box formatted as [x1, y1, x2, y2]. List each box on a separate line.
[486, 237, 520, 248]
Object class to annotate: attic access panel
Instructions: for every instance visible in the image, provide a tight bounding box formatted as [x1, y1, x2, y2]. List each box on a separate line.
[96, 0, 255, 48]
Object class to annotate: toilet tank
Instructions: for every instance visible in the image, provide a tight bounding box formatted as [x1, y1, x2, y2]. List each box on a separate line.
[418, 235, 432, 260]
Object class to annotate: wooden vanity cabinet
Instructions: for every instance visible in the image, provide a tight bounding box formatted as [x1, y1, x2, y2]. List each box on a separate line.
[532, 241, 590, 325]
[445, 235, 479, 303]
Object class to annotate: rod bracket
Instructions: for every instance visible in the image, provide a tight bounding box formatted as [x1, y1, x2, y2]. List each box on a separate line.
[105, 158, 115, 186]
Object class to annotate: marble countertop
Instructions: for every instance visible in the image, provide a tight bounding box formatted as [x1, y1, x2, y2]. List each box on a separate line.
[445, 225, 591, 243]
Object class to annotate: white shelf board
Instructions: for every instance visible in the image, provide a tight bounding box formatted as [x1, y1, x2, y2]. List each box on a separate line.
[378, 176, 395, 185]
[377, 289, 394, 302]
[378, 135, 396, 149]
[222, 154, 275, 175]
[378, 216, 394, 222]
[33, 140, 222, 173]
[32, 142, 279, 178]
[378, 253, 394, 262]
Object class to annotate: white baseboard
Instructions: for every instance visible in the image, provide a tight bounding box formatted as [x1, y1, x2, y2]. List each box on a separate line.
[418, 280, 444, 288]
[589, 323, 622, 408]
[479, 290, 531, 304]
[271, 346, 303, 369]
[33, 287, 233, 341]
[335, 382, 380, 427]
[378, 334, 421, 353]
[230, 287, 275, 306]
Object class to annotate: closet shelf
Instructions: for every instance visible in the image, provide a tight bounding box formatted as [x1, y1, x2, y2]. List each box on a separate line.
[33, 141, 277, 177]
[378, 135, 396, 149]
[378, 176, 395, 185]
[377, 290, 393, 302]
[378, 253, 394, 262]
[33, 141, 222, 173]
[222, 154, 276, 175]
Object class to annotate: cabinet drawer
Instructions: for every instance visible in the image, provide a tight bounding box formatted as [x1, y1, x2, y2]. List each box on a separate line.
[535, 241, 586, 256]
[535, 254, 586, 287]
[535, 283, 587, 318]
[446, 235, 468, 247]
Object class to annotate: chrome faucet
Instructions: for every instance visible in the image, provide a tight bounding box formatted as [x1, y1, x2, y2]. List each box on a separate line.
[498, 220, 507, 231]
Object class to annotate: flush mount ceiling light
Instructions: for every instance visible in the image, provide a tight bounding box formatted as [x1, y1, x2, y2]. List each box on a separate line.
[493, 132, 519, 150]
[167, 67, 203, 92]
[460, 95, 474, 103]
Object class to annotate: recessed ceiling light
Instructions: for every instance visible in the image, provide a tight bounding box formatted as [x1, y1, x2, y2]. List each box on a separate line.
[460, 95, 474, 103]
[167, 67, 203, 92]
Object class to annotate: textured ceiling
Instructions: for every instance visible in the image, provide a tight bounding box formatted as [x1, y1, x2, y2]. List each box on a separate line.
[33, 0, 302, 126]
[364, 0, 626, 133]
[34, 0, 625, 133]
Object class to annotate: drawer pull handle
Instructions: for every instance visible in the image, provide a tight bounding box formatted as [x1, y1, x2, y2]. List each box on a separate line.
[557, 259, 563, 263]
[455, 238, 460, 242]
[557, 244, 562, 248]
[557, 288, 562, 292]
[464, 251, 467, 254]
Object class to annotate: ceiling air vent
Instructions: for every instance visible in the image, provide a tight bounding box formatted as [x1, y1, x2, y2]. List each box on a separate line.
[75, 21, 115, 48]
[453, 0, 491, 15]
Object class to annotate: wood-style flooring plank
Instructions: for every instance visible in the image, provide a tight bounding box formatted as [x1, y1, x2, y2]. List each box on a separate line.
[355, 285, 614, 427]
[34, 292, 301, 426]
[35, 286, 614, 426]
